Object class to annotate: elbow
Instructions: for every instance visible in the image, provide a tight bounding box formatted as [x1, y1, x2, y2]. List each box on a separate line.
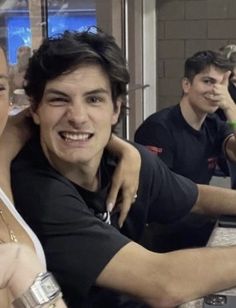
[142, 281, 190, 307]
[152, 288, 187, 307]
[142, 265, 193, 307]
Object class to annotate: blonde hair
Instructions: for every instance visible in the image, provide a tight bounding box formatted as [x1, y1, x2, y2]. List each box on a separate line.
[220, 44, 236, 63]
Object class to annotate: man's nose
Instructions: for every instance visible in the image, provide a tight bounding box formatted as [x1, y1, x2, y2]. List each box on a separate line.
[67, 102, 88, 125]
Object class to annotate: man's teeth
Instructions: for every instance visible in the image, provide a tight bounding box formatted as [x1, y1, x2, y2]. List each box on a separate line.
[62, 132, 90, 141]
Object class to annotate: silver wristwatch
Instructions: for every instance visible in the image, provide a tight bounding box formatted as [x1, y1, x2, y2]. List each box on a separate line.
[12, 272, 62, 307]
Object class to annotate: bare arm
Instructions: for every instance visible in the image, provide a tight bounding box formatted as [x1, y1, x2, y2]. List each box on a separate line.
[0, 110, 31, 201]
[106, 134, 141, 227]
[192, 184, 236, 216]
[96, 241, 236, 307]
[225, 135, 236, 162]
[0, 243, 67, 307]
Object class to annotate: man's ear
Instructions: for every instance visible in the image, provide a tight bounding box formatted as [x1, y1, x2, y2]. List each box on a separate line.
[182, 77, 191, 94]
[30, 108, 40, 125]
[112, 98, 122, 125]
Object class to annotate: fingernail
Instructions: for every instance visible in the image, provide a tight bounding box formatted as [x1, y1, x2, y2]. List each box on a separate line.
[107, 202, 113, 212]
[119, 221, 123, 228]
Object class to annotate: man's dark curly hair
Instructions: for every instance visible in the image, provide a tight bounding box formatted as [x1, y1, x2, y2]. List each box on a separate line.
[24, 29, 130, 116]
[184, 50, 233, 82]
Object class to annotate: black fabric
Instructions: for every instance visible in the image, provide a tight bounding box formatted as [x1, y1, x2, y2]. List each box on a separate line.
[135, 104, 232, 185]
[229, 81, 236, 104]
[215, 81, 236, 187]
[135, 104, 232, 251]
[11, 133, 198, 307]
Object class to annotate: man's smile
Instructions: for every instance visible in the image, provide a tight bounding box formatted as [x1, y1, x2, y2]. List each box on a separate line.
[59, 131, 94, 142]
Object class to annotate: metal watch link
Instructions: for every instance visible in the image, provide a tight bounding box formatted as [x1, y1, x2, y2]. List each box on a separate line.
[12, 272, 62, 307]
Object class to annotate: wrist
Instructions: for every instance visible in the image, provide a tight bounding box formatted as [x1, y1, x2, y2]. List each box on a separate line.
[12, 272, 62, 308]
[107, 134, 126, 158]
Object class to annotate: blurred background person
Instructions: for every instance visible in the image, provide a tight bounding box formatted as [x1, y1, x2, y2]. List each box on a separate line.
[135, 50, 236, 252]
[220, 45, 236, 96]
[217, 44, 236, 188]
[9, 45, 31, 113]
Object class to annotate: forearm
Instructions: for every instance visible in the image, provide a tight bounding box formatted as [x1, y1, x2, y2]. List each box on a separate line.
[0, 111, 32, 201]
[192, 184, 236, 216]
[107, 134, 134, 157]
[149, 246, 236, 307]
[96, 241, 236, 307]
[105, 134, 140, 225]
[222, 99, 236, 122]
[0, 243, 67, 308]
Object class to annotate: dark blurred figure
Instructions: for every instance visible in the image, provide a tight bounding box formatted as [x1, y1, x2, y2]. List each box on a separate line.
[217, 44, 236, 188]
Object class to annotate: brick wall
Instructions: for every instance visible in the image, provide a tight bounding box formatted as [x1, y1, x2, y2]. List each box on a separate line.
[157, 0, 236, 110]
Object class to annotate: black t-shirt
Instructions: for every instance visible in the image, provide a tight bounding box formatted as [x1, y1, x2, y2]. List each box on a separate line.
[135, 104, 233, 184]
[11, 134, 198, 307]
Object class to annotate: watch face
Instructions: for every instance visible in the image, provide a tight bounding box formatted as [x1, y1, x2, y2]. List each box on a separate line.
[42, 275, 60, 298]
[31, 273, 61, 304]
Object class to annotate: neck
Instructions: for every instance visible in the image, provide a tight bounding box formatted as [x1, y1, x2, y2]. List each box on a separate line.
[47, 155, 101, 192]
[65, 165, 100, 191]
[180, 96, 207, 130]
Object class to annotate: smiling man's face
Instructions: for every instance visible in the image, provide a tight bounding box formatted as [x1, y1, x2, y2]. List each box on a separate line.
[182, 65, 227, 115]
[32, 64, 121, 172]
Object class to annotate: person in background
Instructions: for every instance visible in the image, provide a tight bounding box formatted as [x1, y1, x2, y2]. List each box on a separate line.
[9, 45, 31, 93]
[9, 45, 31, 112]
[217, 44, 236, 188]
[135, 50, 236, 251]
[220, 44, 236, 106]
[0, 42, 141, 306]
[10, 29, 236, 308]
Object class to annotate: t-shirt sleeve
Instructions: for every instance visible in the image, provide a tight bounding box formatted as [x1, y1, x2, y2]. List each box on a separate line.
[12, 169, 130, 298]
[135, 121, 175, 169]
[135, 144, 199, 224]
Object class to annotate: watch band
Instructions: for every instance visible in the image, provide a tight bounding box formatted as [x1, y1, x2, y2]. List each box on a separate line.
[12, 272, 62, 308]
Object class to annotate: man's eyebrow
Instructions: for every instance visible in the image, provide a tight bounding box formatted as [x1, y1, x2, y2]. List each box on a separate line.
[44, 88, 110, 96]
[83, 88, 110, 96]
[44, 89, 68, 96]
[201, 76, 217, 82]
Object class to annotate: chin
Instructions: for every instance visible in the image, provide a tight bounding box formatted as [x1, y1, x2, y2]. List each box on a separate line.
[64, 154, 92, 164]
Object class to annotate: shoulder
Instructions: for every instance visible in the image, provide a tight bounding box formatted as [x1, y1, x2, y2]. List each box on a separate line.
[11, 137, 83, 215]
[135, 106, 178, 142]
[205, 113, 231, 133]
[206, 112, 228, 124]
[131, 142, 175, 177]
[131, 143, 198, 222]
[141, 105, 176, 125]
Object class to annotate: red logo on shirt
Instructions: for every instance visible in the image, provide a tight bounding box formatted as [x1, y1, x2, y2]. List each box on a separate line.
[146, 145, 163, 155]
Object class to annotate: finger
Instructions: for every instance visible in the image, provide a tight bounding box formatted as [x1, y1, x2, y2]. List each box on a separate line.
[106, 180, 120, 212]
[208, 93, 220, 101]
[221, 71, 231, 86]
[118, 199, 132, 228]
[118, 192, 138, 228]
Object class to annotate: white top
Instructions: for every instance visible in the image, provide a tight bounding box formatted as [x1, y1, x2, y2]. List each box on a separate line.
[0, 187, 46, 269]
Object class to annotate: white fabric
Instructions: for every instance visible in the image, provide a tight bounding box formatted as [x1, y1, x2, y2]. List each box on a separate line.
[0, 187, 46, 269]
